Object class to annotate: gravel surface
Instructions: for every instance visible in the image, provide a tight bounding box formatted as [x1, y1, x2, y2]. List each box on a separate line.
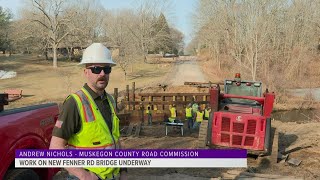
[168, 60, 208, 86]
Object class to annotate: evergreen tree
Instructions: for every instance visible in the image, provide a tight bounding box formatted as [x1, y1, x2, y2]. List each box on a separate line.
[152, 13, 173, 54]
[0, 7, 12, 53]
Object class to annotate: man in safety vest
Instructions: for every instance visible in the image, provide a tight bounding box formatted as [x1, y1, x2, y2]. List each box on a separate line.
[204, 104, 211, 120]
[191, 99, 199, 124]
[50, 43, 127, 180]
[192, 106, 204, 130]
[185, 103, 193, 131]
[168, 104, 177, 122]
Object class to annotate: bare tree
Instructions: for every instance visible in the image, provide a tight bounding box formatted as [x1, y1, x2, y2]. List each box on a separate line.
[130, 0, 174, 57]
[24, 0, 77, 67]
[9, 16, 49, 56]
[170, 27, 184, 55]
[61, 0, 105, 61]
[102, 1, 182, 78]
[192, 0, 320, 85]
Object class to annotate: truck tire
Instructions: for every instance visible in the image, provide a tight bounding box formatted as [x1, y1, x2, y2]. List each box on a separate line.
[4, 169, 39, 180]
[264, 118, 272, 154]
[207, 112, 213, 146]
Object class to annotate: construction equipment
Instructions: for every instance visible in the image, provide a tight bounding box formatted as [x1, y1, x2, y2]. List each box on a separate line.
[199, 73, 276, 156]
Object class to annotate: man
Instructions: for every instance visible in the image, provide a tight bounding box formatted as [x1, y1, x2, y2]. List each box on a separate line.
[204, 104, 211, 120]
[191, 98, 199, 123]
[185, 103, 193, 131]
[50, 43, 127, 180]
[192, 106, 204, 130]
[168, 104, 177, 123]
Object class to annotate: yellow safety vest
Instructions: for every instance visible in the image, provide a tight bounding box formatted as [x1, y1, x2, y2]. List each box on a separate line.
[170, 107, 176, 118]
[169, 107, 176, 122]
[205, 109, 211, 118]
[196, 111, 204, 122]
[68, 87, 120, 179]
[146, 105, 151, 114]
[185, 107, 192, 118]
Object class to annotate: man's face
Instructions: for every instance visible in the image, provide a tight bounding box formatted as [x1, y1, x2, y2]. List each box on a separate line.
[84, 63, 111, 91]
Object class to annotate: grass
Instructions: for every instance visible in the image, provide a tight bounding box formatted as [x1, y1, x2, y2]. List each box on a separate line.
[0, 54, 173, 109]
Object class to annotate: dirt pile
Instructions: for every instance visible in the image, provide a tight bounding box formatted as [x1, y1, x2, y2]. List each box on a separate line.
[120, 121, 320, 179]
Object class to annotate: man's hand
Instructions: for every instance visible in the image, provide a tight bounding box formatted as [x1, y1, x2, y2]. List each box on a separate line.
[120, 171, 128, 180]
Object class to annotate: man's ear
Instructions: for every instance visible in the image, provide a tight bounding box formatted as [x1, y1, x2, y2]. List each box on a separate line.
[84, 69, 88, 76]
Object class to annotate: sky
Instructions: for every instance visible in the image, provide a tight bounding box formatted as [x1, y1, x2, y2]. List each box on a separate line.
[0, 0, 198, 45]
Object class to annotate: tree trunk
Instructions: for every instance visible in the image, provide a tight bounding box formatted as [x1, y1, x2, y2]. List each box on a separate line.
[45, 50, 49, 60]
[71, 47, 74, 61]
[53, 44, 58, 68]
[66, 47, 72, 61]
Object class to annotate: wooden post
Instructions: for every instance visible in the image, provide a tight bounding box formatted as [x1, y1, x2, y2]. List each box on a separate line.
[132, 82, 135, 110]
[126, 85, 129, 110]
[114, 88, 118, 112]
[202, 95, 207, 109]
[148, 95, 152, 109]
[140, 103, 144, 125]
[162, 96, 165, 110]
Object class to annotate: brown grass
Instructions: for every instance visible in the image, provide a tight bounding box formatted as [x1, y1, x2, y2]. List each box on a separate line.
[0, 54, 173, 109]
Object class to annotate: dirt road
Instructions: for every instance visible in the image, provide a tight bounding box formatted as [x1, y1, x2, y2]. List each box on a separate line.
[168, 60, 207, 86]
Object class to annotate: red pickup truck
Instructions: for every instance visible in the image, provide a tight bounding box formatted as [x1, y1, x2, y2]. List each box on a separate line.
[0, 94, 60, 180]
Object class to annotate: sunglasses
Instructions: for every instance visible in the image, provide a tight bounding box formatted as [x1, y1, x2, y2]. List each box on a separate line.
[86, 66, 112, 74]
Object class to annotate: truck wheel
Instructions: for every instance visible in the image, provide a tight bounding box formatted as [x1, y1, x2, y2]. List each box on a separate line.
[4, 169, 39, 180]
[264, 118, 272, 155]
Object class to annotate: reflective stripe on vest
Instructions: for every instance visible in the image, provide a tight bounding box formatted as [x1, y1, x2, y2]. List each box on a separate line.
[196, 111, 204, 122]
[170, 107, 176, 118]
[185, 107, 192, 118]
[75, 90, 95, 122]
[68, 88, 120, 179]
